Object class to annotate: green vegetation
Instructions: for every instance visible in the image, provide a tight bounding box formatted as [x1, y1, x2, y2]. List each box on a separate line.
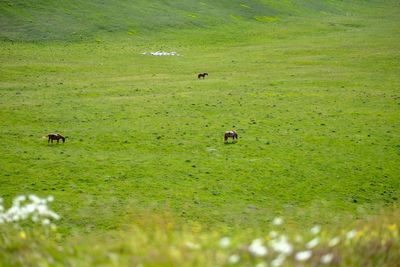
[0, 0, 359, 42]
[1, 210, 399, 266]
[0, 0, 399, 265]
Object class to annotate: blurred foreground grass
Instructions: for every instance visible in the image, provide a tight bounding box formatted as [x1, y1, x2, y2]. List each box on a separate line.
[1, 209, 399, 267]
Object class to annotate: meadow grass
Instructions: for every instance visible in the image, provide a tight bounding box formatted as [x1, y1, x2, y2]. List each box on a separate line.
[1, 206, 399, 266]
[0, 0, 400, 265]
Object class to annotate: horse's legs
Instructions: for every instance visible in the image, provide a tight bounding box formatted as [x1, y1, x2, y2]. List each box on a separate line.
[48, 137, 50, 143]
[57, 139, 59, 143]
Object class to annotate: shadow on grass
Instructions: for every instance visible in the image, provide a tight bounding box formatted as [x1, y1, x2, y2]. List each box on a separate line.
[224, 142, 238, 145]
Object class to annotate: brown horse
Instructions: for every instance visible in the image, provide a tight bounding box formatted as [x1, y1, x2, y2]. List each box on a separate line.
[47, 133, 67, 143]
[224, 130, 238, 143]
[198, 72, 208, 79]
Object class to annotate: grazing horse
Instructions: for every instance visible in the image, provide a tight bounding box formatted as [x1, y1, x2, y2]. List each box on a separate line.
[224, 130, 238, 143]
[47, 133, 66, 143]
[198, 72, 208, 79]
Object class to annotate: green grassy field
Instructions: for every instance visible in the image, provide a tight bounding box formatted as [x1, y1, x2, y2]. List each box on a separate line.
[1, 1, 399, 263]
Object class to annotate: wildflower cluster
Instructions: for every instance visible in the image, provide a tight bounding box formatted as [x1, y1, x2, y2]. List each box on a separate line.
[220, 217, 375, 266]
[0, 195, 60, 227]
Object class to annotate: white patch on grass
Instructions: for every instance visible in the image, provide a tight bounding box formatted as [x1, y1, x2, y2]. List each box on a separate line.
[346, 230, 357, 240]
[328, 237, 340, 247]
[271, 254, 286, 267]
[269, 230, 278, 238]
[272, 217, 283, 226]
[306, 237, 320, 249]
[321, 253, 334, 264]
[295, 250, 312, 261]
[248, 238, 268, 257]
[310, 225, 321, 235]
[228, 254, 240, 264]
[219, 237, 231, 248]
[0, 195, 60, 226]
[269, 235, 293, 255]
[142, 51, 180, 56]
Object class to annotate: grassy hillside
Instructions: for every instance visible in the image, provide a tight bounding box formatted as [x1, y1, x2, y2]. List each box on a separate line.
[0, 0, 370, 42]
[1, 0, 400, 265]
[1, 0, 399, 239]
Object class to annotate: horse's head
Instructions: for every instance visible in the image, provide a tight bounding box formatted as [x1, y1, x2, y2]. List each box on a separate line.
[62, 136, 68, 143]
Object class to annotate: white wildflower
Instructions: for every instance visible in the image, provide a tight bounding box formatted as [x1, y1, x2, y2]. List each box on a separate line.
[29, 194, 40, 203]
[269, 230, 278, 238]
[306, 237, 320, 249]
[228, 254, 240, 264]
[328, 237, 340, 247]
[271, 254, 286, 267]
[272, 217, 283, 226]
[32, 215, 39, 222]
[346, 230, 357, 240]
[310, 225, 321, 235]
[13, 195, 26, 206]
[0, 195, 60, 226]
[269, 235, 293, 255]
[219, 237, 231, 248]
[295, 250, 312, 261]
[321, 253, 334, 264]
[249, 238, 268, 257]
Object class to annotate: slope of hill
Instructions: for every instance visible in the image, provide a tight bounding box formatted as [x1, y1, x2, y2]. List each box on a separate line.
[0, 0, 352, 42]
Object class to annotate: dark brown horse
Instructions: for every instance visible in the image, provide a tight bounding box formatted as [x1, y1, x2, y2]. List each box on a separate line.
[47, 133, 67, 143]
[224, 130, 238, 143]
[198, 72, 208, 79]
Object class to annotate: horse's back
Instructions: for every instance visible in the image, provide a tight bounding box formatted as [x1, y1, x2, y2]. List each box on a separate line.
[48, 133, 62, 139]
[224, 130, 236, 136]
